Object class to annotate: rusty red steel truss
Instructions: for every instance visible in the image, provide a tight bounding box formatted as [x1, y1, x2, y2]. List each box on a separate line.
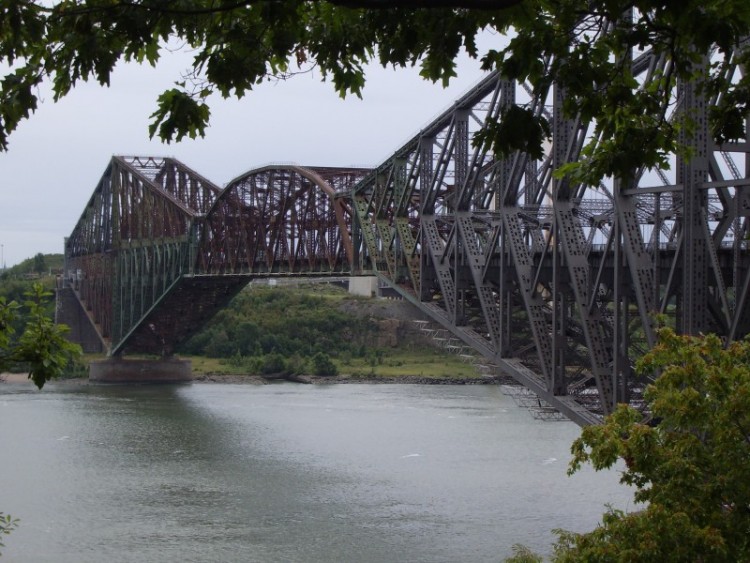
[65, 157, 369, 358]
[196, 165, 368, 275]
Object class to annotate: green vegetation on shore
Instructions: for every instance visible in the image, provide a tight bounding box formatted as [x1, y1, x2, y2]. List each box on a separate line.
[179, 283, 484, 380]
[0, 256, 487, 381]
[179, 284, 372, 362]
[186, 346, 481, 380]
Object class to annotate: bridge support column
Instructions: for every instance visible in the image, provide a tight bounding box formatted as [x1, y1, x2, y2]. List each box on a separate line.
[89, 358, 192, 384]
[349, 276, 379, 298]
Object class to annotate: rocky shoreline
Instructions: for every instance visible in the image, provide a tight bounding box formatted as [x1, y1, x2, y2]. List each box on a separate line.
[1, 372, 498, 386]
[192, 373, 499, 385]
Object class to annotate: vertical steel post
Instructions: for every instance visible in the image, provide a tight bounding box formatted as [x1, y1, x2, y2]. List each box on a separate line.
[551, 84, 569, 396]
[677, 55, 710, 335]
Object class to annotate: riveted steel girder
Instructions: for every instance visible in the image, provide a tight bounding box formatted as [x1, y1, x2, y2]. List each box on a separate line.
[196, 165, 369, 275]
[352, 39, 750, 424]
[65, 159, 369, 356]
[65, 156, 223, 355]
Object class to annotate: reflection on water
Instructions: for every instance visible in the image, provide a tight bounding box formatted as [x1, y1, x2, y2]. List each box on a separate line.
[0, 382, 634, 562]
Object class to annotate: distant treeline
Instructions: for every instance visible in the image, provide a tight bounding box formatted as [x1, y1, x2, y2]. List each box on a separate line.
[1, 253, 64, 278]
[0, 260, 60, 335]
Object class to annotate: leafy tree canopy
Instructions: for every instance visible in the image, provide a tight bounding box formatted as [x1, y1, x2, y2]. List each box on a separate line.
[507, 328, 750, 562]
[0, 283, 81, 388]
[1, 1, 749, 183]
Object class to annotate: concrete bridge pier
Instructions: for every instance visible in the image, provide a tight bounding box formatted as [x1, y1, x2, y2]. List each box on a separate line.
[349, 276, 379, 298]
[89, 357, 192, 384]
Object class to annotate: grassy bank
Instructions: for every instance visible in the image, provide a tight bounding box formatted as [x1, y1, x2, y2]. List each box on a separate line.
[187, 347, 485, 381]
[62, 344, 489, 383]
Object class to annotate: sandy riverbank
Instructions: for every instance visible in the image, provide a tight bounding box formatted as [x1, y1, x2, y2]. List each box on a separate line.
[0, 372, 33, 384]
[0, 372, 91, 386]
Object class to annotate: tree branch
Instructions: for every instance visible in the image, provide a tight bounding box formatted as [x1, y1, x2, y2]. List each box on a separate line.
[47, 0, 524, 19]
[326, 0, 524, 8]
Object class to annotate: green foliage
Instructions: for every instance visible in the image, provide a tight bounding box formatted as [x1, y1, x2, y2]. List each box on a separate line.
[311, 351, 337, 376]
[32, 252, 46, 274]
[474, 105, 551, 161]
[149, 88, 211, 144]
[0, 279, 42, 334]
[0, 512, 18, 557]
[550, 505, 727, 562]
[179, 286, 375, 360]
[261, 351, 287, 375]
[368, 349, 385, 366]
[2, 2, 750, 184]
[505, 544, 543, 563]
[0, 283, 82, 389]
[510, 328, 750, 561]
[286, 354, 310, 376]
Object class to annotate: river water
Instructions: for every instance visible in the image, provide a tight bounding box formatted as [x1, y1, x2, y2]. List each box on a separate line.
[0, 381, 635, 562]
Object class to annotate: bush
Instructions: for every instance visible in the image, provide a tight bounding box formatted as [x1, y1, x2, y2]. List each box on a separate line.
[261, 352, 287, 375]
[312, 352, 338, 376]
[60, 356, 88, 379]
[286, 354, 310, 376]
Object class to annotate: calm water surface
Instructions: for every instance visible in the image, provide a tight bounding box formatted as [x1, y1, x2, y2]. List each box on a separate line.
[0, 382, 635, 562]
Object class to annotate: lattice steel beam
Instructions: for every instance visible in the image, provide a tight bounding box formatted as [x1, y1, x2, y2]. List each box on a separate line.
[351, 35, 750, 423]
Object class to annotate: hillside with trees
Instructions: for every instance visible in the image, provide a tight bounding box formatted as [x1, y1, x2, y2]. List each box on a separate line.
[179, 284, 374, 376]
[0, 256, 485, 380]
[179, 283, 483, 380]
[0, 253, 64, 279]
[180, 284, 375, 360]
[0, 253, 63, 335]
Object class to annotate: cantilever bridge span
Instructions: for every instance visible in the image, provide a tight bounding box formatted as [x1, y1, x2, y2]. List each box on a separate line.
[64, 157, 369, 358]
[64, 58, 750, 425]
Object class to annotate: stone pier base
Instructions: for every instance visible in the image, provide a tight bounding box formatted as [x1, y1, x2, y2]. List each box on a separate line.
[89, 358, 192, 384]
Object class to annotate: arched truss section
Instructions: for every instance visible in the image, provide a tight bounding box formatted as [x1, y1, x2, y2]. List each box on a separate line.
[354, 41, 750, 424]
[196, 165, 370, 275]
[148, 156, 223, 215]
[65, 156, 223, 352]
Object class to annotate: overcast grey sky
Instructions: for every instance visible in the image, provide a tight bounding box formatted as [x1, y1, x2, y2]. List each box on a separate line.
[0, 40, 495, 268]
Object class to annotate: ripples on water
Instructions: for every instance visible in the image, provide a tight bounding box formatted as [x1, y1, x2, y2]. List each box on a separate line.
[0, 382, 635, 562]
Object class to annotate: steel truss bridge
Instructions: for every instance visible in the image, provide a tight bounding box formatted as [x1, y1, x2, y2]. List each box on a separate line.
[64, 47, 750, 426]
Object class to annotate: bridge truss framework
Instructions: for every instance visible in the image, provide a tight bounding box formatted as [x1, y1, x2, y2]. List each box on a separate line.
[64, 42, 750, 426]
[353, 48, 750, 425]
